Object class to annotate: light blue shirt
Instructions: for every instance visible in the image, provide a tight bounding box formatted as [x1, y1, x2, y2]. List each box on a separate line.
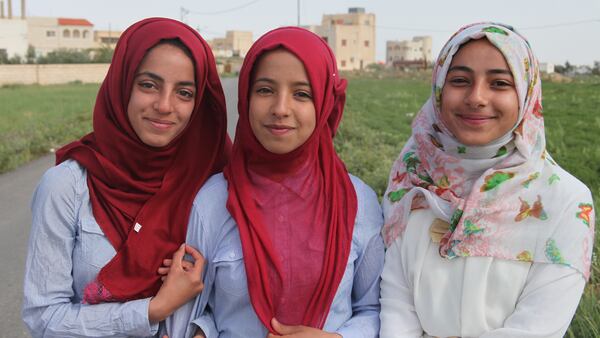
[164, 173, 385, 338]
[22, 160, 159, 338]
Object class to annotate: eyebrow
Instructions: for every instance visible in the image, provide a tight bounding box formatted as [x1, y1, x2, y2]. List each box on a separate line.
[135, 71, 195, 87]
[254, 77, 311, 88]
[448, 65, 512, 76]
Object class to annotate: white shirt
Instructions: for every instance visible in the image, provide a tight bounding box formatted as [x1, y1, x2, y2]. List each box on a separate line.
[379, 209, 585, 338]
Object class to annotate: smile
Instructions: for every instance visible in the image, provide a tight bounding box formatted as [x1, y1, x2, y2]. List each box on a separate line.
[265, 124, 294, 136]
[146, 118, 175, 130]
[458, 114, 496, 126]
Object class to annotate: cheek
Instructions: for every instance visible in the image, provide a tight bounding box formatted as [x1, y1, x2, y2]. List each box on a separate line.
[301, 105, 317, 136]
[248, 98, 263, 136]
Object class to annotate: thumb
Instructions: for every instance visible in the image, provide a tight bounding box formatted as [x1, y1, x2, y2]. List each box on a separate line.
[271, 317, 300, 335]
[171, 243, 186, 269]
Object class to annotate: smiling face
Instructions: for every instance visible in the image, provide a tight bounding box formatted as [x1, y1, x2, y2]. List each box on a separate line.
[248, 49, 316, 154]
[440, 38, 519, 146]
[127, 43, 196, 148]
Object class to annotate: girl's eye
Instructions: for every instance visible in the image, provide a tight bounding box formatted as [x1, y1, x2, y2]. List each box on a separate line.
[295, 90, 313, 100]
[448, 77, 469, 86]
[138, 81, 156, 90]
[178, 89, 195, 99]
[255, 87, 273, 95]
[491, 80, 513, 88]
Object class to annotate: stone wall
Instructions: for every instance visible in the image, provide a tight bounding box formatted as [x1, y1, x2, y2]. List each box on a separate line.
[0, 63, 109, 86]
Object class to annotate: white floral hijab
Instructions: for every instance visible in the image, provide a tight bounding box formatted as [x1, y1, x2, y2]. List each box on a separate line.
[382, 22, 595, 279]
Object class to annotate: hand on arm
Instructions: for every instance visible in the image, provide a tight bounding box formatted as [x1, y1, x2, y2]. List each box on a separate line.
[149, 243, 205, 323]
[266, 318, 342, 338]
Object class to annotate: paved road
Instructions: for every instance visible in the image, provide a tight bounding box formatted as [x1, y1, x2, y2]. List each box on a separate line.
[0, 77, 238, 337]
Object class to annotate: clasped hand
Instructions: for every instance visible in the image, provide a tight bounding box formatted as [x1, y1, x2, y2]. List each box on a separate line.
[148, 243, 205, 323]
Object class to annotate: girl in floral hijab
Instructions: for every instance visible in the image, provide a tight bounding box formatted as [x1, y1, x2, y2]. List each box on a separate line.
[380, 22, 594, 337]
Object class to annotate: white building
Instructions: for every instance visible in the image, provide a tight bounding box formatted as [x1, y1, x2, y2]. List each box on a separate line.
[0, 18, 27, 58]
[305, 7, 376, 71]
[539, 62, 555, 74]
[27, 17, 94, 56]
[386, 36, 432, 68]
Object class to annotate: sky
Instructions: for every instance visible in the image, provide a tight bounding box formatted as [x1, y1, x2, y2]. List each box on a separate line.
[17, 0, 600, 65]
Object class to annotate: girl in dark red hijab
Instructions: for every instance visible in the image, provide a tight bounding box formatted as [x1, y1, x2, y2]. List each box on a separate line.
[166, 26, 383, 338]
[23, 17, 230, 337]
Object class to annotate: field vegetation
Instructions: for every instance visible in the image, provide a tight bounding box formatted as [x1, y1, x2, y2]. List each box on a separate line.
[1, 76, 599, 335]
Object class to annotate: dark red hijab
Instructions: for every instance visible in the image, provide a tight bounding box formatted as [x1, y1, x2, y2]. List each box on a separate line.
[223, 27, 357, 332]
[56, 17, 230, 303]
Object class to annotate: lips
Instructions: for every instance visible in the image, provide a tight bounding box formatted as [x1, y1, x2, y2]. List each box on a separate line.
[265, 124, 294, 136]
[458, 114, 496, 126]
[146, 117, 175, 130]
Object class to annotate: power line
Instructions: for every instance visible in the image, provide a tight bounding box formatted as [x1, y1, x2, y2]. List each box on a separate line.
[520, 19, 600, 30]
[377, 19, 600, 33]
[184, 0, 260, 15]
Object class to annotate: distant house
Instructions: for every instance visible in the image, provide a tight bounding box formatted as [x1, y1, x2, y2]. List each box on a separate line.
[27, 17, 94, 56]
[386, 36, 432, 69]
[305, 7, 376, 71]
[539, 62, 555, 74]
[94, 30, 122, 49]
[209, 31, 253, 58]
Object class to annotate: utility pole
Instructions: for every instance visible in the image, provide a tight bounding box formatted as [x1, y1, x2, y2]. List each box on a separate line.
[180, 7, 190, 23]
[297, 0, 300, 26]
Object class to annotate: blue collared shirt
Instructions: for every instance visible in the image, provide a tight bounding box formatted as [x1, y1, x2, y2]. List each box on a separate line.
[164, 173, 384, 338]
[22, 160, 159, 338]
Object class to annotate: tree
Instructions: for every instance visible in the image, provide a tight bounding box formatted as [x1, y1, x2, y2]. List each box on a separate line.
[593, 61, 600, 76]
[26, 45, 36, 64]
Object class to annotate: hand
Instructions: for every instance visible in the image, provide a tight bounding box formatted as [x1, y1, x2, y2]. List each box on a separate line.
[149, 243, 205, 323]
[158, 258, 194, 281]
[267, 318, 342, 338]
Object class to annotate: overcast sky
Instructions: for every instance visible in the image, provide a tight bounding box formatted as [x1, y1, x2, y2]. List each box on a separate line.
[17, 0, 600, 65]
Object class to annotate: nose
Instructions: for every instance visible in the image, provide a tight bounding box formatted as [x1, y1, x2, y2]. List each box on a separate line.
[155, 92, 173, 114]
[465, 81, 488, 108]
[271, 92, 290, 118]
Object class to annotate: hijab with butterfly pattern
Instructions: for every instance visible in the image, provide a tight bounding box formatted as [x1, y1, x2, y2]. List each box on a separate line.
[382, 22, 595, 279]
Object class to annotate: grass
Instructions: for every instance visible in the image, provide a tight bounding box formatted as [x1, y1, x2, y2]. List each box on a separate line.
[337, 76, 600, 337]
[0, 83, 98, 173]
[1, 77, 599, 335]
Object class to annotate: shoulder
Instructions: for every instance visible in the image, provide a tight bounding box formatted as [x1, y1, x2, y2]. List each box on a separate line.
[33, 159, 87, 204]
[548, 165, 593, 206]
[189, 173, 231, 231]
[348, 174, 384, 241]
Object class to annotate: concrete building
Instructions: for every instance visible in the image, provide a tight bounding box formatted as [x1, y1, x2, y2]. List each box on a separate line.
[306, 7, 376, 71]
[27, 17, 94, 55]
[0, 18, 27, 58]
[209, 30, 253, 58]
[539, 62, 555, 74]
[0, 0, 28, 58]
[386, 36, 432, 69]
[94, 30, 122, 49]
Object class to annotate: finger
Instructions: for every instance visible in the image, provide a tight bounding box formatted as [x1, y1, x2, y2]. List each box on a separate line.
[162, 335, 169, 338]
[181, 260, 194, 271]
[271, 317, 299, 335]
[171, 243, 186, 269]
[157, 266, 170, 275]
[185, 245, 206, 272]
[162, 258, 173, 267]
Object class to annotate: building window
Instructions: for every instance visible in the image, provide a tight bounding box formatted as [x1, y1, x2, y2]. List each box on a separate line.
[350, 57, 355, 63]
[364, 40, 370, 47]
[341, 60, 346, 67]
[63, 29, 70, 38]
[73, 30, 80, 38]
[341, 39, 347, 47]
[46, 30, 56, 37]
[83, 30, 89, 39]
[365, 20, 370, 25]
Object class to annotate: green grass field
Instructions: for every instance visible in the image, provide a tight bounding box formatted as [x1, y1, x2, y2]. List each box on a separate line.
[1, 77, 599, 335]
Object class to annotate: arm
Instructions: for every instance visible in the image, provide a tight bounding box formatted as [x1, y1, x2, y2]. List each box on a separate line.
[335, 233, 385, 338]
[22, 164, 158, 337]
[379, 236, 423, 338]
[334, 181, 386, 338]
[479, 263, 585, 338]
